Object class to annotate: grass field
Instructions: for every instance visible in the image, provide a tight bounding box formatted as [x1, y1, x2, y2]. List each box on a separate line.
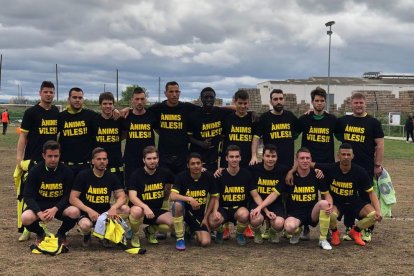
[0, 127, 413, 275]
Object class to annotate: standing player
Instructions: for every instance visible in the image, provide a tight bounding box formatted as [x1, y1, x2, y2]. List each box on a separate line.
[253, 147, 334, 250]
[149, 81, 199, 174]
[21, 140, 78, 246]
[122, 87, 157, 182]
[58, 87, 97, 176]
[170, 152, 219, 250]
[298, 87, 338, 240]
[249, 144, 290, 244]
[188, 87, 232, 172]
[69, 147, 129, 247]
[209, 145, 264, 246]
[16, 81, 59, 241]
[2, 108, 9, 135]
[91, 92, 124, 185]
[128, 146, 175, 248]
[251, 89, 300, 168]
[336, 92, 384, 242]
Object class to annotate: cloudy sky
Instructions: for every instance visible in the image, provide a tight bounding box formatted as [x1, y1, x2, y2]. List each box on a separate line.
[0, 0, 413, 103]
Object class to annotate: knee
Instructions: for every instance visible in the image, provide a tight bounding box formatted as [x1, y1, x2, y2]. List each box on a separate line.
[130, 206, 143, 219]
[318, 200, 330, 210]
[200, 238, 211, 247]
[119, 205, 130, 215]
[250, 214, 264, 227]
[64, 206, 80, 219]
[284, 221, 297, 233]
[273, 218, 284, 230]
[236, 209, 249, 223]
[78, 218, 93, 232]
[21, 210, 36, 225]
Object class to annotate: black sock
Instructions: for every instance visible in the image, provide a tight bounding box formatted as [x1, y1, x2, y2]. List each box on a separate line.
[57, 217, 76, 237]
[25, 221, 45, 236]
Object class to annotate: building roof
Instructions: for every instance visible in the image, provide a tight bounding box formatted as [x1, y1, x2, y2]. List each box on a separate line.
[261, 76, 414, 86]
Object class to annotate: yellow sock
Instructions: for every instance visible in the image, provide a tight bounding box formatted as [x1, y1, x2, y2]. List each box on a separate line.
[329, 212, 338, 229]
[173, 216, 184, 239]
[157, 224, 170, 233]
[161, 199, 170, 211]
[319, 210, 330, 240]
[356, 211, 376, 229]
[129, 215, 143, 234]
[236, 222, 247, 234]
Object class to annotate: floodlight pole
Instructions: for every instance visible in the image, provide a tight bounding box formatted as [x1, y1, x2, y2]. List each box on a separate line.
[325, 21, 335, 112]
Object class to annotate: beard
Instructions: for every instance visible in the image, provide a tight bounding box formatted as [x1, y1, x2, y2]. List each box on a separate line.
[273, 104, 283, 113]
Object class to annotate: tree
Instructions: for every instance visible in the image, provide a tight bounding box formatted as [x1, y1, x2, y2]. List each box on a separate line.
[120, 85, 147, 104]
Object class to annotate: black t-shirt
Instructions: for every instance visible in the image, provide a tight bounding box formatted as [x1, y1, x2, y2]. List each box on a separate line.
[72, 168, 123, 214]
[249, 162, 290, 209]
[188, 107, 232, 164]
[149, 101, 199, 155]
[23, 161, 73, 213]
[90, 115, 123, 167]
[58, 109, 97, 163]
[20, 104, 59, 162]
[255, 110, 300, 167]
[216, 168, 255, 208]
[275, 169, 328, 214]
[122, 110, 157, 166]
[315, 162, 373, 205]
[128, 167, 175, 210]
[336, 115, 384, 177]
[222, 112, 256, 168]
[172, 170, 218, 216]
[299, 112, 338, 163]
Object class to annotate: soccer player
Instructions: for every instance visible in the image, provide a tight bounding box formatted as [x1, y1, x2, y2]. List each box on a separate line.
[336, 92, 384, 242]
[314, 143, 382, 246]
[253, 147, 334, 250]
[58, 87, 97, 176]
[21, 140, 78, 246]
[69, 147, 129, 247]
[122, 87, 157, 182]
[209, 145, 264, 246]
[170, 152, 219, 250]
[249, 144, 290, 244]
[16, 80, 59, 241]
[91, 92, 124, 185]
[149, 81, 200, 174]
[128, 146, 175, 248]
[2, 108, 9, 135]
[250, 89, 300, 168]
[188, 87, 233, 172]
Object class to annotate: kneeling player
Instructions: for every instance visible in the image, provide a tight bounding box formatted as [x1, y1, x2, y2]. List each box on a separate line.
[128, 146, 174, 247]
[22, 140, 79, 246]
[170, 153, 218, 250]
[209, 145, 264, 246]
[69, 147, 129, 247]
[253, 148, 334, 250]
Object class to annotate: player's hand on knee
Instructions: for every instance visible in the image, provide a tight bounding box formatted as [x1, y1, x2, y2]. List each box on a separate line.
[265, 211, 276, 220]
[375, 212, 383, 222]
[88, 210, 99, 221]
[251, 207, 261, 218]
[144, 207, 155, 219]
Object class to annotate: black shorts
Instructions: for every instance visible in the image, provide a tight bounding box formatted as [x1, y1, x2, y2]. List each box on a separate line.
[218, 206, 247, 224]
[184, 209, 208, 233]
[159, 154, 187, 174]
[287, 208, 318, 228]
[143, 209, 168, 225]
[250, 202, 286, 219]
[335, 197, 368, 220]
[25, 204, 66, 220]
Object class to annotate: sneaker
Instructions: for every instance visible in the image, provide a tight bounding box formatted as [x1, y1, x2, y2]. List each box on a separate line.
[215, 231, 224, 244]
[34, 233, 46, 246]
[82, 233, 91, 247]
[236, 233, 247, 246]
[319, 239, 332, 250]
[362, 229, 372, 243]
[269, 230, 280, 243]
[253, 231, 263, 244]
[289, 229, 301, 245]
[156, 232, 167, 240]
[261, 228, 270, 240]
[99, 238, 112, 248]
[331, 230, 341, 246]
[349, 227, 366, 246]
[300, 226, 310, 241]
[144, 226, 159, 244]
[283, 230, 292, 239]
[326, 230, 331, 242]
[125, 229, 133, 240]
[342, 227, 352, 241]
[18, 228, 31, 242]
[57, 234, 68, 247]
[175, 238, 186, 251]
[243, 226, 254, 239]
[131, 234, 140, 248]
[223, 227, 230, 240]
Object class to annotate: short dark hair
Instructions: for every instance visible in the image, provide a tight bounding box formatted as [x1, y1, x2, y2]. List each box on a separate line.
[263, 144, 278, 155]
[200, 87, 216, 98]
[226, 144, 241, 156]
[339, 143, 353, 150]
[133, 87, 146, 96]
[143, 146, 158, 158]
[310, 87, 327, 101]
[69, 87, 83, 97]
[42, 140, 60, 153]
[351, 92, 365, 101]
[165, 81, 179, 91]
[234, 90, 249, 101]
[270, 89, 283, 99]
[40, 81, 55, 91]
[99, 92, 115, 104]
[91, 147, 107, 159]
[296, 147, 311, 158]
[187, 152, 202, 163]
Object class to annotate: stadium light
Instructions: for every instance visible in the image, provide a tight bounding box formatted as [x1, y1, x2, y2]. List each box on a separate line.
[325, 20, 335, 112]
